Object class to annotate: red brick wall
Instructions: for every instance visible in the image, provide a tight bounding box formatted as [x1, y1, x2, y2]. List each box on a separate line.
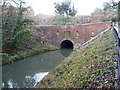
[32, 22, 111, 46]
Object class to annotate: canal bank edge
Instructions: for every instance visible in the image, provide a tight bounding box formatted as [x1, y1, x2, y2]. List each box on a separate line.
[2, 43, 59, 66]
[35, 29, 117, 88]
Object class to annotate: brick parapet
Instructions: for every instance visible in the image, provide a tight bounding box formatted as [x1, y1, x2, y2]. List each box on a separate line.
[31, 22, 111, 46]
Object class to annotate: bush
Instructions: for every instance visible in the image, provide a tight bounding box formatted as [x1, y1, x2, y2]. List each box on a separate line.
[52, 16, 76, 25]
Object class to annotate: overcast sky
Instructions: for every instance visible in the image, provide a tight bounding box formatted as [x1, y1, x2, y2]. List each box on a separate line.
[24, 0, 119, 16]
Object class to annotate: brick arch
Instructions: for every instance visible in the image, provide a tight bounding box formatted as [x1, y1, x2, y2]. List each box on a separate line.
[60, 39, 74, 48]
[32, 22, 111, 49]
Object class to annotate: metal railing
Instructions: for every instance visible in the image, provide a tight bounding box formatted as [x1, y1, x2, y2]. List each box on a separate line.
[112, 26, 120, 89]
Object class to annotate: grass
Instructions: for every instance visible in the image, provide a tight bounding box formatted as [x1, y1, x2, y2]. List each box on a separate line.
[35, 29, 117, 88]
[2, 43, 59, 65]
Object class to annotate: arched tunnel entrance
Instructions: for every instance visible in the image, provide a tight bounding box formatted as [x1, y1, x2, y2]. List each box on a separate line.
[60, 40, 73, 49]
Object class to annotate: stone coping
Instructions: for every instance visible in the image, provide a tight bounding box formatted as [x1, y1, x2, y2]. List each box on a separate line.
[33, 22, 111, 27]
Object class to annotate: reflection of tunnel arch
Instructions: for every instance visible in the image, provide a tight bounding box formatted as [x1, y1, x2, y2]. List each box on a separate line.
[60, 40, 73, 49]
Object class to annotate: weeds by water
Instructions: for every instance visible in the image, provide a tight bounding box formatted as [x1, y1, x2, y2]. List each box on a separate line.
[2, 43, 59, 65]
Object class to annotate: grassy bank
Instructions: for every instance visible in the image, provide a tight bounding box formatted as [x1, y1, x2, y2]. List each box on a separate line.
[35, 29, 117, 88]
[2, 42, 59, 65]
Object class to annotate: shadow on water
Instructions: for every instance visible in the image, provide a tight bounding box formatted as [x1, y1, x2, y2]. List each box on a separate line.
[2, 48, 73, 88]
[60, 48, 73, 57]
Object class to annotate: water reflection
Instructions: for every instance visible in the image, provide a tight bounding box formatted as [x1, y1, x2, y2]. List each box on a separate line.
[60, 48, 73, 57]
[2, 72, 48, 88]
[2, 49, 72, 88]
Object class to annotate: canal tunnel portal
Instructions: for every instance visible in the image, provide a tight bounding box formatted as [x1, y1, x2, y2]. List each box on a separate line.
[32, 22, 111, 49]
[60, 40, 73, 48]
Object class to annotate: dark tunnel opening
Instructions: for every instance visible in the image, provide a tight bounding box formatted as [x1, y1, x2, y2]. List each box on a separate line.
[60, 40, 73, 49]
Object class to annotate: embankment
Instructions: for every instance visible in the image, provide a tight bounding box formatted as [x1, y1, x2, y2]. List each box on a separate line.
[35, 29, 117, 88]
[2, 43, 59, 65]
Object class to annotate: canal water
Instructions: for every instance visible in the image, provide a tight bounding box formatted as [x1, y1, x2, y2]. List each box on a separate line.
[2, 48, 72, 88]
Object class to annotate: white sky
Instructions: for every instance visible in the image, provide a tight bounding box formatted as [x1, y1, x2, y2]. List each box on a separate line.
[24, 0, 119, 16]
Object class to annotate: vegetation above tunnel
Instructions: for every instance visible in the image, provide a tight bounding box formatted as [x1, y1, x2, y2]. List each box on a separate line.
[35, 29, 117, 88]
